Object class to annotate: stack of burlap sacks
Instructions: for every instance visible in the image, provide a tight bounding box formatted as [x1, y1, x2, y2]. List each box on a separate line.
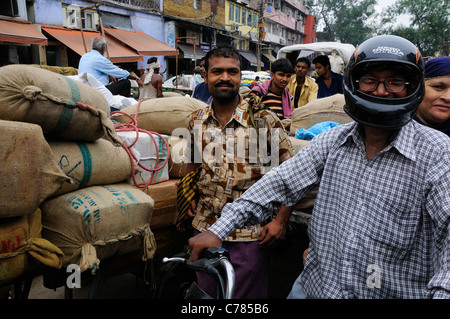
[0, 65, 208, 282]
[111, 94, 208, 231]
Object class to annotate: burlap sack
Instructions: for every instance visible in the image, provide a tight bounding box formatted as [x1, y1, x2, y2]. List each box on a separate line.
[163, 91, 183, 97]
[0, 120, 70, 218]
[49, 139, 133, 196]
[27, 64, 78, 76]
[41, 183, 156, 273]
[138, 179, 180, 230]
[288, 136, 311, 155]
[290, 94, 353, 135]
[0, 209, 64, 285]
[111, 96, 207, 135]
[0, 64, 121, 145]
[167, 135, 190, 178]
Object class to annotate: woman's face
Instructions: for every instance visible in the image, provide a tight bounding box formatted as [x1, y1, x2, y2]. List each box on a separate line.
[417, 77, 450, 126]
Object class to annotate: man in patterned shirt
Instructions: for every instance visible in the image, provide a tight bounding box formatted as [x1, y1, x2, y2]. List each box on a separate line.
[185, 45, 294, 298]
[189, 36, 450, 298]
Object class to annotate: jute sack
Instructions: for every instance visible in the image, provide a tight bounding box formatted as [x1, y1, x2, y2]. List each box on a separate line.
[41, 183, 157, 273]
[138, 179, 180, 230]
[168, 135, 190, 178]
[49, 139, 133, 196]
[288, 136, 311, 155]
[0, 64, 121, 145]
[0, 209, 64, 285]
[111, 96, 207, 135]
[162, 91, 183, 97]
[290, 94, 353, 135]
[0, 120, 70, 218]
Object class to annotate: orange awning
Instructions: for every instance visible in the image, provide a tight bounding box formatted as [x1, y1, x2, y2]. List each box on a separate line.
[104, 28, 178, 56]
[0, 18, 47, 45]
[42, 26, 143, 63]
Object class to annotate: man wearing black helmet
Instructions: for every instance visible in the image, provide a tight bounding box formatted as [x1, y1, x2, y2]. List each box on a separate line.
[188, 35, 450, 299]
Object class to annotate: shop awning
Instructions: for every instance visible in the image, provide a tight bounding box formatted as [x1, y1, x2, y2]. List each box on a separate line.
[104, 28, 177, 56]
[262, 52, 276, 62]
[42, 26, 142, 63]
[239, 51, 263, 67]
[0, 18, 47, 45]
[177, 43, 205, 60]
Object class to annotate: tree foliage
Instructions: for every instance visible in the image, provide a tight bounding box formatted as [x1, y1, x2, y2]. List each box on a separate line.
[308, 0, 449, 56]
[307, 0, 377, 46]
[381, 0, 450, 56]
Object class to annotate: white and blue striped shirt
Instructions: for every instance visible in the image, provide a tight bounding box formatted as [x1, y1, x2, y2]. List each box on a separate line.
[209, 120, 450, 298]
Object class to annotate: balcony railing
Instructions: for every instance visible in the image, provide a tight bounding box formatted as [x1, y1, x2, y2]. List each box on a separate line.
[98, 0, 160, 12]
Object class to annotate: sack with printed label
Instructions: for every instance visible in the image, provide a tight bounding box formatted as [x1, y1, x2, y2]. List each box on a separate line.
[41, 183, 156, 273]
[0, 64, 121, 145]
[0, 209, 64, 285]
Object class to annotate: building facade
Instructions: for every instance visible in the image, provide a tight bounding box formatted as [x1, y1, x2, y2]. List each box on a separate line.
[0, 0, 316, 74]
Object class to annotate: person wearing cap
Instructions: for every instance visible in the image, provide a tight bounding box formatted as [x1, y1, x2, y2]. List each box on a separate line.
[139, 57, 163, 100]
[414, 56, 450, 136]
[188, 35, 450, 299]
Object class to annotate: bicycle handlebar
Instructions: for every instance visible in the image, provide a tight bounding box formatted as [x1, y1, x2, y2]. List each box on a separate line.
[163, 247, 235, 299]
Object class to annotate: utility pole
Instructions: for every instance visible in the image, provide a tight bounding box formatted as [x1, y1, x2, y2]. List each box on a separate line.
[257, 0, 265, 71]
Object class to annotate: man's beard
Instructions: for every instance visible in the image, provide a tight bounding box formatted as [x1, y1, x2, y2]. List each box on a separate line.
[211, 82, 239, 102]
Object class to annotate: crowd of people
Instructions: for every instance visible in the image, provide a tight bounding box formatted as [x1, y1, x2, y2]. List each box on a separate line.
[78, 34, 449, 299]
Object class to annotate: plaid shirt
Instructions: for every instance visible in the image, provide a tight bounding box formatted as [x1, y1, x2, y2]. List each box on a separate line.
[209, 120, 450, 298]
[189, 96, 293, 241]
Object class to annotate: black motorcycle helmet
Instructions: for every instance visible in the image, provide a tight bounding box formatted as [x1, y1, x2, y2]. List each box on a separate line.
[343, 35, 425, 129]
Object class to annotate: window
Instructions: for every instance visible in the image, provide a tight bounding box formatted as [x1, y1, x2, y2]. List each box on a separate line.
[242, 9, 246, 25]
[253, 13, 258, 27]
[235, 6, 240, 24]
[0, 0, 19, 17]
[247, 11, 252, 26]
[194, 0, 202, 10]
[81, 12, 94, 29]
[229, 4, 234, 21]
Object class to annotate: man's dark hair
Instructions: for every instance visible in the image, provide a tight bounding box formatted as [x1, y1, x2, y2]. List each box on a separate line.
[313, 55, 330, 68]
[271, 58, 294, 74]
[147, 57, 158, 64]
[295, 57, 311, 68]
[204, 44, 241, 72]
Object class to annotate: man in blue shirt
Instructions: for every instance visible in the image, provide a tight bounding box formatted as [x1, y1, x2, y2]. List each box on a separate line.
[192, 57, 212, 103]
[78, 36, 141, 97]
[313, 55, 344, 98]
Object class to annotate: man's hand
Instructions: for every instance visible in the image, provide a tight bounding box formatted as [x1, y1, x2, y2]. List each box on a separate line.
[186, 199, 197, 218]
[258, 205, 293, 248]
[259, 219, 287, 248]
[188, 231, 222, 261]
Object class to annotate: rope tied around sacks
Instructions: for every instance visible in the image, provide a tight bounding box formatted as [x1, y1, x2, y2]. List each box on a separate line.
[19, 84, 123, 147]
[111, 99, 170, 188]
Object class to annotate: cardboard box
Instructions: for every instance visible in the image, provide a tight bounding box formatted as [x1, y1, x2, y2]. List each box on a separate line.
[138, 179, 180, 230]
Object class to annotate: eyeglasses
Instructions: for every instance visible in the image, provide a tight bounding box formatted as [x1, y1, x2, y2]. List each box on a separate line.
[356, 77, 409, 93]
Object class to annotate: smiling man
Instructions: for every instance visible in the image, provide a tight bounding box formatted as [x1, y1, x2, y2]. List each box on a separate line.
[248, 58, 294, 120]
[189, 36, 450, 299]
[184, 45, 294, 299]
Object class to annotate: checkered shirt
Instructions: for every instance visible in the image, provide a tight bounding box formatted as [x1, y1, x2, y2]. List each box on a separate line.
[209, 120, 450, 298]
